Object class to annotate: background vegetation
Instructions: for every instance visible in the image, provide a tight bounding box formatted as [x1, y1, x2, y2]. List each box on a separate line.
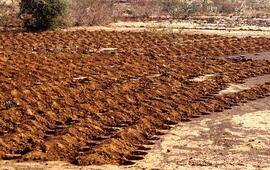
[19, 0, 68, 31]
[0, 0, 269, 31]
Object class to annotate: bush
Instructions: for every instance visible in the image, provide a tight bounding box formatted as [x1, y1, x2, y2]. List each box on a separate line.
[19, 0, 68, 31]
[128, 0, 162, 18]
[161, 0, 198, 19]
[211, 0, 240, 14]
[0, 0, 19, 27]
[69, 0, 114, 26]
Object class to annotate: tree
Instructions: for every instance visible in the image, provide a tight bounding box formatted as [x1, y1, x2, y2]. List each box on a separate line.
[19, 0, 68, 31]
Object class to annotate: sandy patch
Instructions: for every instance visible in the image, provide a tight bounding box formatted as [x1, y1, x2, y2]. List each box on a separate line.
[219, 74, 270, 95]
[232, 110, 270, 131]
[190, 74, 216, 82]
[219, 84, 250, 95]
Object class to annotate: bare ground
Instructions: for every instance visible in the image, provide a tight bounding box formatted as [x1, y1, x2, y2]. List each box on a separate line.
[1, 24, 270, 169]
[1, 76, 270, 170]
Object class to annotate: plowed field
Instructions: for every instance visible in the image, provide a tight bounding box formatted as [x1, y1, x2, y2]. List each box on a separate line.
[0, 30, 270, 165]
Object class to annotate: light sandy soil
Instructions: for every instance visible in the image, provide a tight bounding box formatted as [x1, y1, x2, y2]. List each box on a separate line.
[63, 21, 270, 38]
[110, 21, 270, 32]
[130, 98, 270, 170]
[1, 18, 270, 37]
[219, 74, 270, 95]
[64, 26, 270, 38]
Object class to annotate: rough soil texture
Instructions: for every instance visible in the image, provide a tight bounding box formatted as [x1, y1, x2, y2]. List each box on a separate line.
[1, 30, 270, 166]
[131, 78, 270, 170]
[1, 81, 270, 170]
[126, 99, 270, 170]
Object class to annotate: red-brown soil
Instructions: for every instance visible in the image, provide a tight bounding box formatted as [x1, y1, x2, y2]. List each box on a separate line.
[0, 30, 270, 165]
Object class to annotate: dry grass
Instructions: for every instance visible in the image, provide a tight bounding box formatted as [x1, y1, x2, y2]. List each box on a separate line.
[0, 0, 270, 28]
[68, 0, 114, 26]
[0, 0, 19, 27]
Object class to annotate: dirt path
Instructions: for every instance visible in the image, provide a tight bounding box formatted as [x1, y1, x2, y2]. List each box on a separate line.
[130, 74, 270, 169]
[63, 21, 270, 38]
[132, 97, 270, 170]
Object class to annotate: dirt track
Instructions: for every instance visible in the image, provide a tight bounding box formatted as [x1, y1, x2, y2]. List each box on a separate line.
[1, 30, 270, 165]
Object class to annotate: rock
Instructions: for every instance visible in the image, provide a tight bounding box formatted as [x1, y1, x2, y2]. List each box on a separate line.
[98, 48, 118, 55]
[3, 154, 22, 160]
[73, 76, 89, 82]
[3, 54, 11, 60]
[83, 49, 97, 54]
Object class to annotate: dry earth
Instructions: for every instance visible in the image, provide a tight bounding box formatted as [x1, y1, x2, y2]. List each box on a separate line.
[0, 27, 270, 169]
[1, 71, 270, 170]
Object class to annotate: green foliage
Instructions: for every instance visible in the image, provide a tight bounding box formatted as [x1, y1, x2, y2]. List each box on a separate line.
[160, 67, 172, 77]
[19, 0, 68, 31]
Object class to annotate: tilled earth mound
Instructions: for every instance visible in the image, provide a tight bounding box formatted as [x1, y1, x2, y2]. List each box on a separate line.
[0, 30, 270, 165]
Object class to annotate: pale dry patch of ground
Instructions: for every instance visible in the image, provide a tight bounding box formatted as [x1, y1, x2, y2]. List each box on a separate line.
[132, 98, 270, 170]
[63, 25, 270, 37]
[232, 110, 270, 131]
[219, 74, 270, 95]
[190, 74, 216, 82]
[111, 21, 270, 32]
[61, 19, 270, 38]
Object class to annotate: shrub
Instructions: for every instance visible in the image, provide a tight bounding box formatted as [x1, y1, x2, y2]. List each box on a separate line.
[161, 0, 198, 19]
[69, 0, 114, 26]
[19, 0, 68, 31]
[211, 0, 240, 14]
[128, 0, 162, 18]
[0, 0, 19, 27]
